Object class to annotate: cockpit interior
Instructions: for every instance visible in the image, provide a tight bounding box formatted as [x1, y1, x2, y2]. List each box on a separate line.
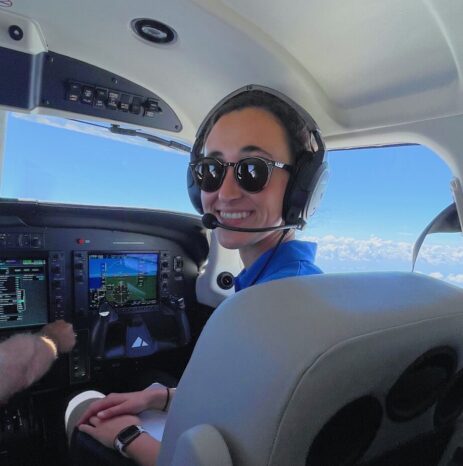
[1, 1, 463, 465]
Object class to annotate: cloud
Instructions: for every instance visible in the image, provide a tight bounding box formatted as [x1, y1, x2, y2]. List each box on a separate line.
[420, 272, 463, 287]
[302, 234, 463, 265]
[447, 274, 463, 284]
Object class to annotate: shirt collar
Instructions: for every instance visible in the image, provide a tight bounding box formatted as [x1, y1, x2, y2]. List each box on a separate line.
[234, 240, 317, 291]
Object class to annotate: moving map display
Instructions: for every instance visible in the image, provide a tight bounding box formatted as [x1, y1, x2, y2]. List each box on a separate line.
[88, 253, 158, 311]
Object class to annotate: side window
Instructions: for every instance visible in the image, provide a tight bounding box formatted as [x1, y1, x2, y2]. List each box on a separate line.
[300, 145, 462, 287]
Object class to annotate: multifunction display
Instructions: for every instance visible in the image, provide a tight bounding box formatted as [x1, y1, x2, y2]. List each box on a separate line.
[0, 258, 48, 329]
[88, 253, 158, 311]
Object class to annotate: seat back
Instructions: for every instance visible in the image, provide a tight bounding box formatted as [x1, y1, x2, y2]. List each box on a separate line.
[158, 272, 463, 466]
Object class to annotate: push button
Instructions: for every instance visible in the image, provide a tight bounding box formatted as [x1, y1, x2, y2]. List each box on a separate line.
[52, 279, 61, 289]
[144, 99, 162, 117]
[119, 94, 131, 112]
[31, 235, 42, 248]
[67, 83, 81, 102]
[19, 234, 30, 247]
[130, 97, 142, 115]
[107, 91, 121, 110]
[81, 86, 94, 105]
[94, 88, 107, 108]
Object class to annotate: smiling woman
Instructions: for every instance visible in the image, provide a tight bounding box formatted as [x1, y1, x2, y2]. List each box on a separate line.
[200, 107, 293, 261]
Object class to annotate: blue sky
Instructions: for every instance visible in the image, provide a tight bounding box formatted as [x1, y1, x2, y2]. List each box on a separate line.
[3, 113, 462, 286]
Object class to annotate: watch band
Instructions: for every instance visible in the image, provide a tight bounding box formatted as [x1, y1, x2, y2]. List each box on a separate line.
[114, 425, 147, 458]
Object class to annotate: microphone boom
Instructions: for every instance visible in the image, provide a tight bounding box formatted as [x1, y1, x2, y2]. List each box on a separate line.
[201, 213, 299, 232]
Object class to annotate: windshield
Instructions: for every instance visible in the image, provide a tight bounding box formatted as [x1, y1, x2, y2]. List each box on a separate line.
[2, 112, 461, 286]
[1, 112, 195, 213]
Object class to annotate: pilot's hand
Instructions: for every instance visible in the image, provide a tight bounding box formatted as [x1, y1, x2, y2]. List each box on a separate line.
[76, 390, 163, 426]
[78, 414, 141, 450]
[41, 320, 76, 353]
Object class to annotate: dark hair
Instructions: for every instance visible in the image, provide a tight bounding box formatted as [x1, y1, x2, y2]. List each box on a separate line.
[202, 90, 312, 163]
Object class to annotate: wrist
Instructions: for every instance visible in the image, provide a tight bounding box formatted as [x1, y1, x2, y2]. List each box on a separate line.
[124, 432, 161, 466]
[146, 386, 174, 411]
[161, 387, 170, 412]
[124, 431, 149, 457]
[114, 425, 147, 458]
[161, 387, 176, 412]
[144, 388, 163, 410]
[39, 335, 58, 359]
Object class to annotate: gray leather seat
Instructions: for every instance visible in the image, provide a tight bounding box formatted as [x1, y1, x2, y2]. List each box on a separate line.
[158, 272, 463, 466]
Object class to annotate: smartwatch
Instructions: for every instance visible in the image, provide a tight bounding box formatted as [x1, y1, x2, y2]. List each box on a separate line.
[114, 425, 147, 457]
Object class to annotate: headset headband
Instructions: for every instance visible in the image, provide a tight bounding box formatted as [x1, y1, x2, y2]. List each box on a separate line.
[191, 84, 325, 158]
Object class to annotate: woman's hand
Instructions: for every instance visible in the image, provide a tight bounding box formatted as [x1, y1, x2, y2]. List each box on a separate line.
[78, 414, 141, 450]
[77, 388, 169, 426]
[79, 414, 162, 466]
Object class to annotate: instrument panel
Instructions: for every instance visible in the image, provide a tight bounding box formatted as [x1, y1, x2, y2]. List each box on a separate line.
[0, 222, 201, 387]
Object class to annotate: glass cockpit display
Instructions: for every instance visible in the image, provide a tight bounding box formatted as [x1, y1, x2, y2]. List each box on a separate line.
[0, 258, 48, 329]
[88, 253, 158, 311]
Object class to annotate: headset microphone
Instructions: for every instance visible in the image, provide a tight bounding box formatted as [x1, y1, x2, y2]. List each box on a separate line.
[201, 213, 301, 232]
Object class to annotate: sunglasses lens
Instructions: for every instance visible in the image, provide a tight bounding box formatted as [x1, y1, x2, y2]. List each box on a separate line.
[194, 159, 223, 192]
[236, 158, 269, 192]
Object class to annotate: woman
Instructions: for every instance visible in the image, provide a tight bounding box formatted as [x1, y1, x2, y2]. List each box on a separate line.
[73, 86, 326, 465]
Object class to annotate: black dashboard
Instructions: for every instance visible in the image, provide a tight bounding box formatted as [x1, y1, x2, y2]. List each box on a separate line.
[0, 200, 209, 390]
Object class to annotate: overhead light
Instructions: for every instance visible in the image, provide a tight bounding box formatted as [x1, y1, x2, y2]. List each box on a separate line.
[131, 19, 177, 45]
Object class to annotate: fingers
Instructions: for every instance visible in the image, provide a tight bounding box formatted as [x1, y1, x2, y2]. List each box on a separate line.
[77, 415, 101, 432]
[76, 405, 101, 426]
[97, 403, 126, 419]
[78, 423, 94, 436]
[89, 416, 101, 426]
[59, 322, 76, 353]
[76, 400, 109, 426]
[76, 395, 123, 425]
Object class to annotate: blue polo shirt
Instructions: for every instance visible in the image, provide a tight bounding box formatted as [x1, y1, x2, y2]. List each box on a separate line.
[234, 240, 322, 292]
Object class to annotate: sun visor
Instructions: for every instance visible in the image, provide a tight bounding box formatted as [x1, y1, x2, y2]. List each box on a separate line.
[412, 201, 462, 271]
[451, 178, 463, 233]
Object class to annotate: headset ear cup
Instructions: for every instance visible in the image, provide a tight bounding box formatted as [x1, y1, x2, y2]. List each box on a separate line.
[187, 165, 204, 214]
[283, 151, 327, 226]
[282, 159, 302, 224]
[304, 162, 329, 218]
[188, 131, 206, 214]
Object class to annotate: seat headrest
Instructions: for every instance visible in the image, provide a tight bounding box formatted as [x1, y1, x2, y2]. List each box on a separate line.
[158, 272, 463, 466]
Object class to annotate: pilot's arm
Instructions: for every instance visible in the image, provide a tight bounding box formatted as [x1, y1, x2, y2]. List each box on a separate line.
[0, 320, 75, 403]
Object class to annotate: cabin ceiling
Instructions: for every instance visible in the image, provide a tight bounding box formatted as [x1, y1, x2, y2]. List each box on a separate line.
[2, 0, 463, 146]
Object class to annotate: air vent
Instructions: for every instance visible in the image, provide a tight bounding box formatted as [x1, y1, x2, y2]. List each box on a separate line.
[386, 347, 457, 422]
[306, 396, 382, 466]
[434, 369, 463, 427]
[131, 19, 177, 45]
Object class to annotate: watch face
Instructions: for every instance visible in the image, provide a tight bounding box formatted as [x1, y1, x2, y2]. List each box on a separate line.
[118, 425, 141, 444]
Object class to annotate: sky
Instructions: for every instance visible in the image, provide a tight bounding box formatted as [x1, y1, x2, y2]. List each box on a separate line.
[2, 113, 462, 286]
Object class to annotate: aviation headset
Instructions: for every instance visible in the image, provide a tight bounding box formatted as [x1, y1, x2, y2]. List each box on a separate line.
[187, 84, 328, 229]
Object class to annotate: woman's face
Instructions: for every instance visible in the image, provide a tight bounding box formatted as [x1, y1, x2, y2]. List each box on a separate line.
[201, 107, 292, 260]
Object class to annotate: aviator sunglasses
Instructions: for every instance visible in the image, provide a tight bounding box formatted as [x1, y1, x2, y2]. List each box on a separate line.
[190, 156, 292, 193]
